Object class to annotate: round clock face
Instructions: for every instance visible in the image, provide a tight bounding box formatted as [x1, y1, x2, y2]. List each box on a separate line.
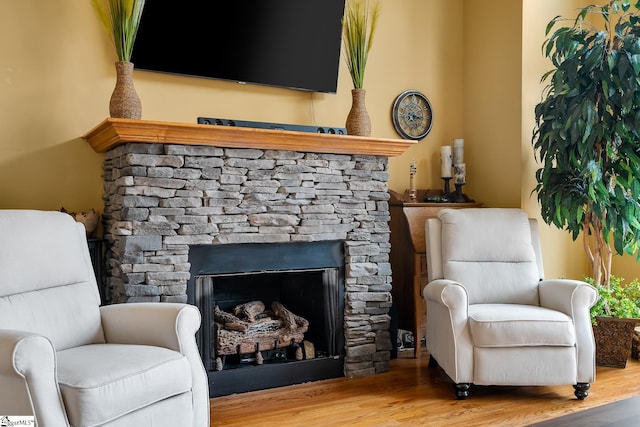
[391, 90, 433, 140]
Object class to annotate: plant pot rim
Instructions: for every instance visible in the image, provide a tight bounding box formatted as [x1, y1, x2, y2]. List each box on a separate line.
[595, 315, 640, 324]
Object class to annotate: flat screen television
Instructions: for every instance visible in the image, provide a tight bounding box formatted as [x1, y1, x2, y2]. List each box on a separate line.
[131, 1, 346, 94]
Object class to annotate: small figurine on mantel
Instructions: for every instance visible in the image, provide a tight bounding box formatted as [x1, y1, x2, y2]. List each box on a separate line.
[409, 160, 417, 201]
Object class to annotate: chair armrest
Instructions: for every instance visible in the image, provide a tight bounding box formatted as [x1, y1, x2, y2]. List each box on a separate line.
[423, 280, 473, 383]
[100, 303, 201, 352]
[100, 303, 211, 426]
[0, 330, 68, 426]
[538, 279, 598, 317]
[424, 279, 468, 311]
[539, 279, 598, 383]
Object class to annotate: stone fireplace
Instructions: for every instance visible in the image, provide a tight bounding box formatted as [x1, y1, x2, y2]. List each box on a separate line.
[84, 118, 413, 394]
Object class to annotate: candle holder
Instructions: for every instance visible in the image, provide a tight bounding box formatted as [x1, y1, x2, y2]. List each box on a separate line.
[441, 177, 453, 202]
[453, 183, 469, 203]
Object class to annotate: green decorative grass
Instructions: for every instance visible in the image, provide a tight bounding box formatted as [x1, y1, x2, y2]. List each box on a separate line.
[92, 0, 146, 62]
[342, 0, 380, 89]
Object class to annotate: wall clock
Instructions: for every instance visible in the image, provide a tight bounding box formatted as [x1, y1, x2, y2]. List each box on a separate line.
[391, 90, 433, 140]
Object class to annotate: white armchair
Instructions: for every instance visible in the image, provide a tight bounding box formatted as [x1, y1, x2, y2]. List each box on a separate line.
[424, 208, 597, 400]
[0, 210, 210, 427]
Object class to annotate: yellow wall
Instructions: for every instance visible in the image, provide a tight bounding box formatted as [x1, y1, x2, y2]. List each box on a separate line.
[613, 253, 640, 282]
[385, 1, 465, 193]
[463, 0, 523, 208]
[0, 2, 106, 211]
[1, 0, 636, 280]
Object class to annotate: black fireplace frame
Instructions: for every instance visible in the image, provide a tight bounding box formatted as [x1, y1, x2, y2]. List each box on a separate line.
[187, 240, 346, 397]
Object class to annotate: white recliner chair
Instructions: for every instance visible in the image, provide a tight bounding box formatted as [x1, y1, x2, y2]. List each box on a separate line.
[424, 208, 598, 400]
[0, 210, 210, 426]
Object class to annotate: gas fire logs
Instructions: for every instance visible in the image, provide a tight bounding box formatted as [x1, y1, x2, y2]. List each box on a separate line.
[213, 301, 309, 370]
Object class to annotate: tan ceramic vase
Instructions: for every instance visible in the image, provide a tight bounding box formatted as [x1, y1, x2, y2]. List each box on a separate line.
[109, 61, 142, 119]
[345, 88, 371, 136]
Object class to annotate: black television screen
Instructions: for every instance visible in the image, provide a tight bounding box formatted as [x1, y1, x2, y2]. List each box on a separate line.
[131, 1, 346, 94]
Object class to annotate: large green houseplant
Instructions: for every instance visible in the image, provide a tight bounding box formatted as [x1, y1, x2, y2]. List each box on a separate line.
[91, 0, 146, 119]
[533, 0, 640, 288]
[533, 0, 640, 367]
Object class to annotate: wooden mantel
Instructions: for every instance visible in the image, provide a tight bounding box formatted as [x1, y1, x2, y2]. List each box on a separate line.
[83, 118, 416, 157]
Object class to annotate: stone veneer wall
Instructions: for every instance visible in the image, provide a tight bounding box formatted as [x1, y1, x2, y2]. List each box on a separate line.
[102, 142, 393, 376]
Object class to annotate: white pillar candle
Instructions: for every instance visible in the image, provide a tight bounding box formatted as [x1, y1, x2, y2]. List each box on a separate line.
[453, 138, 464, 165]
[440, 146, 452, 178]
[454, 163, 466, 184]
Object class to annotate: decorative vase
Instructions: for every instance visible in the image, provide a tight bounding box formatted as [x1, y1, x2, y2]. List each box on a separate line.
[109, 61, 142, 119]
[345, 88, 371, 136]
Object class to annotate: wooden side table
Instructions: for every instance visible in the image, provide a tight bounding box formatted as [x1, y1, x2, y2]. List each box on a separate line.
[389, 189, 481, 357]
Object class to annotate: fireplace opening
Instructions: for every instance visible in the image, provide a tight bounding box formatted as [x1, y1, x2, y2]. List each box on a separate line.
[187, 241, 345, 397]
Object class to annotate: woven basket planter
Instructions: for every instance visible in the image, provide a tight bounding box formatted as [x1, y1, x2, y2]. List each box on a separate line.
[593, 316, 640, 368]
[632, 327, 640, 360]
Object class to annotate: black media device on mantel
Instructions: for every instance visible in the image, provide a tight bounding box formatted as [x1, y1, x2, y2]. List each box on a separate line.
[197, 117, 347, 135]
[131, 1, 346, 94]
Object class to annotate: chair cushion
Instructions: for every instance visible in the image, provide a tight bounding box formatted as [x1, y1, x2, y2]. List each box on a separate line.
[0, 210, 94, 297]
[0, 210, 105, 350]
[56, 344, 192, 427]
[469, 304, 576, 347]
[439, 208, 541, 305]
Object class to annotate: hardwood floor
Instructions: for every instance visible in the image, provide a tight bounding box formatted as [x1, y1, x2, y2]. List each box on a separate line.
[210, 354, 640, 426]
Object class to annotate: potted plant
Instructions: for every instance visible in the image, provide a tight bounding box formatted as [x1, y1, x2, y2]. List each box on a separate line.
[587, 276, 640, 367]
[91, 0, 146, 119]
[342, 0, 380, 136]
[533, 0, 640, 366]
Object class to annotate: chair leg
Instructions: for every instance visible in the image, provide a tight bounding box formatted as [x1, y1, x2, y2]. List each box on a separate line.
[455, 383, 471, 400]
[573, 383, 590, 400]
[428, 354, 438, 368]
[427, 354, 469, 399]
